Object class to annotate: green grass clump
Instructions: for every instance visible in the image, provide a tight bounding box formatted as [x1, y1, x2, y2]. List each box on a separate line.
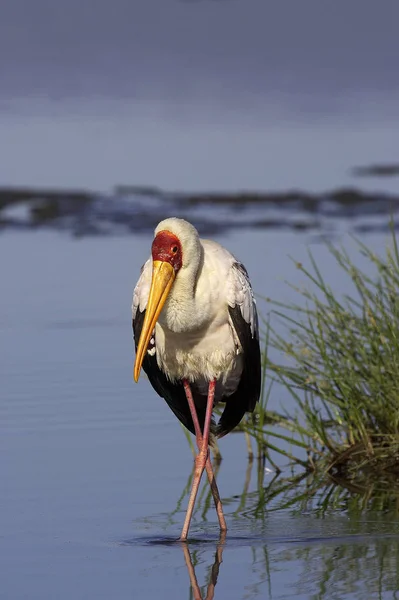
[182, 224, 399, 485]
[269, 225, 399, 478]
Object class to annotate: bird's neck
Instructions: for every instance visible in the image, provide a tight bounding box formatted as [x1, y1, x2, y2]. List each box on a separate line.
[160, 247, 206, 333]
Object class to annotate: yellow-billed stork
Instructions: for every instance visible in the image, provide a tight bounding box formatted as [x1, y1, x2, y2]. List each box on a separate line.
[132, 217, 261, 540]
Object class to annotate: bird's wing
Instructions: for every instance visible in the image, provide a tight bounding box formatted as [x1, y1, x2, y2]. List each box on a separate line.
[216, 261, 261, 438]
[132, 259, 198, 436]
[227, 261, 259, 340]
[132, 258, 152, 320]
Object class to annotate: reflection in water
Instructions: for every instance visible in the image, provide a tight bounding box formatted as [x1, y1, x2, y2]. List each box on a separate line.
[163, 459, 399, 599]
[181, 532, 226, 600]
[277, 537, 399, 599]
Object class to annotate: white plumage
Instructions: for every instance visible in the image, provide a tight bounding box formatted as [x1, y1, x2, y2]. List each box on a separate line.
[132, 217, 258, 398]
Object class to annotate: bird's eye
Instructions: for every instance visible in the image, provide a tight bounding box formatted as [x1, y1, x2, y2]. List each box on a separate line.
[171, 245, 178, 254]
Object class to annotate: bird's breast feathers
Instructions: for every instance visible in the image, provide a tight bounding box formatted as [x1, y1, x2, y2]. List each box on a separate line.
[154, 319, 241, 383]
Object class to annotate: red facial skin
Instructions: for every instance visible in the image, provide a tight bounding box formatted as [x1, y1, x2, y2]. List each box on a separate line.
[151, 230, 183, 272]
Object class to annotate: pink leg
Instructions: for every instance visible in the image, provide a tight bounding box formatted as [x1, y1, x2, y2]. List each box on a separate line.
[180, 380, 226, 541]
[182, 380, 226, 535]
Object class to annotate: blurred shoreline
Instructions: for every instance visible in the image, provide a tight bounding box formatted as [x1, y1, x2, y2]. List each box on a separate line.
[1, 177, 399, 237]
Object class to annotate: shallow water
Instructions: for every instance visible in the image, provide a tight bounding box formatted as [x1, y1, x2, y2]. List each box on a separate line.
[2, 228, 399, 599]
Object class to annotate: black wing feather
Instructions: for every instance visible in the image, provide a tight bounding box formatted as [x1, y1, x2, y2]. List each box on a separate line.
[215, 287, 261, 438]
[133, 309, 202, 436]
